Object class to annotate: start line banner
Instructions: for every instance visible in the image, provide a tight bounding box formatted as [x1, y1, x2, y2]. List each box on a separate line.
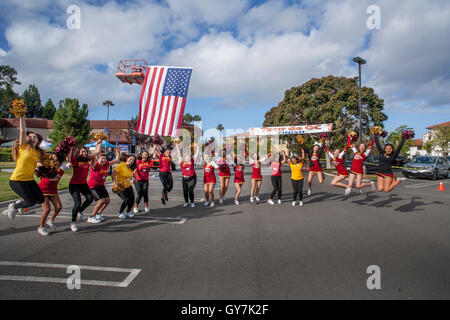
[248, 123, 333, 136]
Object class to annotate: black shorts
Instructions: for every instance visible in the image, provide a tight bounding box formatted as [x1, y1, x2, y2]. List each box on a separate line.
[91, 185, 109, 201]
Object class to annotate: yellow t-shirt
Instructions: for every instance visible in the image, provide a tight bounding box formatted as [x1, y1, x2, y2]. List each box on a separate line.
[290, 162, 304, 180]
[114, 162, 134, 188]
[10, 144, 40, 181]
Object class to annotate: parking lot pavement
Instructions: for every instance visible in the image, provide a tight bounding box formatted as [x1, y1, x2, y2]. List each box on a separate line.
[0, 168, 449, 299]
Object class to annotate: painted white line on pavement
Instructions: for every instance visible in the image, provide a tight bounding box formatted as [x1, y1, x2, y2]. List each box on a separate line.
[0, 261, 141, 288]
[405, 181, 443, 189]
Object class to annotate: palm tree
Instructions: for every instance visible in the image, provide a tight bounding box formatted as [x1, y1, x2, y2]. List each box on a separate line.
[103, 100, 114, 120]
[192, 115, 202, 122]
[217, 124, 224, 146]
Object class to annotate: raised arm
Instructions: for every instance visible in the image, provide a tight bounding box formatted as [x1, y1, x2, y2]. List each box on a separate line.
[364, 139, 375, 156]
[93, 140, 102, 157]
[318, 143, 325, 157]
[392, 137, 407, 159]
[109, 148, 121, 166]
[18, 117, 27, 146]
[151, 144, 160, 158]
[374, 134, 383, 154]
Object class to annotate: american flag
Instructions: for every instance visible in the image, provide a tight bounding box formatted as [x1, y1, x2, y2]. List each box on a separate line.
[136, 66, 193, 137]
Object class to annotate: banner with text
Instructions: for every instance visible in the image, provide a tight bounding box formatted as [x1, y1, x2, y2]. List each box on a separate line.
[248, 123, 333, 136]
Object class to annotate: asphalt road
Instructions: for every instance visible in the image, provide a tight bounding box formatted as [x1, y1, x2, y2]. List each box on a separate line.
[0, 167, 449, 299]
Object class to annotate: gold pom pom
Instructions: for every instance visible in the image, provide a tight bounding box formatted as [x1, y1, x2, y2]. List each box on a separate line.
[174, 138, 181, 144]
[42, 154, 57, 168]
[296, 135, 304, 145]
[370, 126, 383, 135]
[112, 181, 126, 193]
[92, 130, 108, 141]
[10, 99, 27, 118]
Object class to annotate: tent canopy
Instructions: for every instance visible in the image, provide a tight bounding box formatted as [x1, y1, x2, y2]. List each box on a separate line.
[1, 140, 52, 149]
[84, 141, 116, 148]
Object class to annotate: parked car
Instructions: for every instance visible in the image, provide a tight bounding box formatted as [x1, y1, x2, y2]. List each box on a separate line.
[402, 156, 449, 180]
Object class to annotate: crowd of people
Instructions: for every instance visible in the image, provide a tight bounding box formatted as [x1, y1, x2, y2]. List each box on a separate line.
[2, 118, 411, 236]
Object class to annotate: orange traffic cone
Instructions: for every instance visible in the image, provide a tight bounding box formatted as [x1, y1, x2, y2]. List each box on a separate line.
[21, 199, 28, 213]
[437, 181, 446, 191]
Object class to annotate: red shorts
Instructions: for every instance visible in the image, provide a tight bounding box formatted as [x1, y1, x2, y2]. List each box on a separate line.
[310, 168, 322, 173]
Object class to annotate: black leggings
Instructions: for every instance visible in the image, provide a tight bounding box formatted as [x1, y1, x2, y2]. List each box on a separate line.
[9, 180, 44, 209]
[118, 186, 135, 213]
[291, 179, 304, 201]
[159, 171, 173, 194]
[182, 175, 197, 203]
[134, 180, 149, 204]
[69, 183, 94, 222]
[270, 176, 282, 200]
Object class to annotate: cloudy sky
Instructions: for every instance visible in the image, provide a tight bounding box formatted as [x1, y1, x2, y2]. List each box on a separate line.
[0, 0, 449, 138]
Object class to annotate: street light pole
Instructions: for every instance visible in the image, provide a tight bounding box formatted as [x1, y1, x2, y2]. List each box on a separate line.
[353, 57, 366, 140]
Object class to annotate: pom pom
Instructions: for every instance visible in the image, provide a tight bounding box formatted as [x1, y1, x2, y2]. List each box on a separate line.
[380, 130, 388, 138]
[152, 134, 164, 145]
[401, 129, 415, 140]
[347, 131, 359, 142]
[92, 131, 108, 141]
[35, 154, 59, 178]
[112, 182, 126, 194]
[55, 136, 76, 161]
[296, 135, 304, 145]
[370, 126, 383, 135]
[174, 137, 181, 145]
[10, 99, 27, 118]
[318, 132, 329, 141]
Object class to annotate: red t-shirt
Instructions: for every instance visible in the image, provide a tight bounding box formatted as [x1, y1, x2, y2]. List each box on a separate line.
[136, 159, 151, 181]
[70, 156, 91, 184]
[159, 154, 172, 173]
[88, 162, 110, 189]
[271, 162, 281, 177]
[181, 159, 196, 177]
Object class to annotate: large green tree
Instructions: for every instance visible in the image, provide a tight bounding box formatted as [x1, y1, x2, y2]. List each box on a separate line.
[23, 84, 43, 118]
[42, 98, 56, 119]
[263, 76, 387, 153]
[385, 125, 414, 155]
[49, 98, 91, 146]
[424, 126, 450, 155]
[0, 65, 21, 118]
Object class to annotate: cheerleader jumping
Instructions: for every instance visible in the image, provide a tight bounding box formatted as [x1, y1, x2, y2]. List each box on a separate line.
[175, 144, 200, 207]
[202, 154, 219, 207]
[37, 152, 72, 235]
[152, 145, 174, 205]
[87, 148, 119, 223]
[3, 117, 45, 220]
[133, 150, 152, 214]
[345, 137, 376, 195]
[232, 155, 245, 205]
[325, 142, 350, 190]
[249, 152, 271, 203]
[374, 133, 408, 192]
[306, 143, 325, 196]
[112, 154, 137, 219]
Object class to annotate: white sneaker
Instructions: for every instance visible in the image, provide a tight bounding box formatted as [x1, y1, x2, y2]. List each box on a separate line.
[268, 199, 275, 205]
[38, 227, 49, 236]
[292, 201, 296, 206]
[359, 188, 364, 194]
[234, 200, 240, 205]
[277, 199, 282, 204]
[70, 222, 78, 232]
[307, 189, 311, 196]
[126, 212, 134, 218]
[219, 197, 223, 204]
[15, 200, 23, 215]
[3, 203, 16, 220]
[144, 207, 150, 213]
[133, 207, 139, 214]
[118, 213, 126, 219]
[190, 202, 195, 208]
[204, 201, 210, 206]
[210, 201, 215, 207]
[344, 187, 351, 196]
[371, 181, 376, 192]
[79, 213, 87, 221]
[183, 202, 189, 207]
[255, 196, 260, 202]
[47, 221, 56, 231]
[250, 197, 254, 203]
[299, 201, 304, 207]
[87, 216, 101, 224]
[96, 214, 105, 222]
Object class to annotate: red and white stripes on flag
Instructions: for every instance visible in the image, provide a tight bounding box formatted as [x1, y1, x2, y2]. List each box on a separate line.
[136, 66, 193, 137]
